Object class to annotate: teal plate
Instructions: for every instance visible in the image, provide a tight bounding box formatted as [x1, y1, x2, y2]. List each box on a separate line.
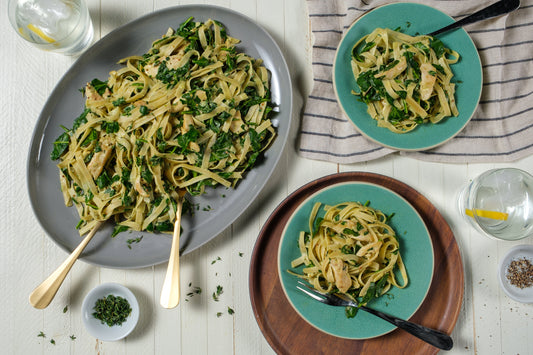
[278, 182, 434, 339]
[333, 2, 482, 151]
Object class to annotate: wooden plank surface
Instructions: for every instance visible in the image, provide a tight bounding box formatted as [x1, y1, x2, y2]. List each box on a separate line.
[1, 0, 532, 354]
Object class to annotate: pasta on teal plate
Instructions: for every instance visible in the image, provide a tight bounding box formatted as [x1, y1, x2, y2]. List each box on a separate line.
[333, 2, 482, 151]
[278, 182, 434, 339]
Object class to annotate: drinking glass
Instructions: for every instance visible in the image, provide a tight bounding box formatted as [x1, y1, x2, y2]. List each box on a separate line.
[8, 0, 94, 55]
[458, 168, 533, 241]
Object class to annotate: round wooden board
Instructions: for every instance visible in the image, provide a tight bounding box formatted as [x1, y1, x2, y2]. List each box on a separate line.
[249, 172, 464, 354]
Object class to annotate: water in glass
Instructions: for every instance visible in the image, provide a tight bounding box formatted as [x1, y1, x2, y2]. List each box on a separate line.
[8, 0, 93, 55]
[458, 168, 533, 241]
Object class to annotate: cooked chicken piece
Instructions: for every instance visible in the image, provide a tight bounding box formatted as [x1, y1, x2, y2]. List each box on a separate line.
[229, 111, 245, 134]
[134, 175, 150, 198]
[87, 135, 114, 179]
[189, 141, 200, 152]
[181, 114, 194, 134]
[196, 90, 207, 101]
[375, 56, 407, 80]
[171, 99, 185, 113]
[166, 50, 186, 68]
[419, 63, 437, 101]
[85, 84, 103, 102]
[134, 100, 148, 107]
[330, 258, 352, 293]
[143, 50, 186, 77]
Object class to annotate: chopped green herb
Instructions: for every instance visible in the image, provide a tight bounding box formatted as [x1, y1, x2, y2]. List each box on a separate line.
[92, 294, 132, 327]
[126, 236, 143, 249]
[212, 285, 223, 301]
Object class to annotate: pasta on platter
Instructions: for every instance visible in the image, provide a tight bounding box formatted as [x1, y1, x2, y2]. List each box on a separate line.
[51, 17, 276, 237]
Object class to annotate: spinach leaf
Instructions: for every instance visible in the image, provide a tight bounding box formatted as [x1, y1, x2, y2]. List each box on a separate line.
[430, 37, 446, 58]
[359, 275, 389, 306]
[156, 61, 191, 88]
[345, 306, 359, 318]
[101, 121, 119, 134]
[95, 170, 112, 189]
[89, 78, 109, 95]
[176, 126, 200, 153]
[111, 225, 129, 238]
[50, 130, 70, 160]
[73, 108, 90, 131]
[210, 132, 233, 161]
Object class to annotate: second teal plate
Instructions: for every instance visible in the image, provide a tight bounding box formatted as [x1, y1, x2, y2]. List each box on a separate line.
[278, 181, 434, 339]
[333, 2, 482, 151]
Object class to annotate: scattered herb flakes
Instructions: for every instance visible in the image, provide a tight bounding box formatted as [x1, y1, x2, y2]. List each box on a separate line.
[238, 252, 244, 257]
[63, 305, 68, 313]
[127, 235, 144, 249]
[203, 205, 213, 212]
[227, 307, 235, 315]
[50, 339, 56, 345]
[186, 285, 202, 301]
[70, 335, 77, 340]
[211, 256, 222, 265]
[212, 285, 223, 301]
[216, 312, 223, 317]
[38, 331, 46, 338]
[92, 294, 132, 327]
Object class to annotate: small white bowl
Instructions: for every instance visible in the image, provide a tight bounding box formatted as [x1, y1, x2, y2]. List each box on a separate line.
[81, 283, 140, 341]
[498, 245, 533, 303]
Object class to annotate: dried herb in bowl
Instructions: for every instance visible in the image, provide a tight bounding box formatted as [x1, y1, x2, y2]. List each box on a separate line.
[92, 294, 132, 327]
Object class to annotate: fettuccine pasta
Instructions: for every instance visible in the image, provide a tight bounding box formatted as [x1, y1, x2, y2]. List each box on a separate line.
[351, 27, 459, 133]
[51, 17, 276, 236]
[290, 201, 407, 306]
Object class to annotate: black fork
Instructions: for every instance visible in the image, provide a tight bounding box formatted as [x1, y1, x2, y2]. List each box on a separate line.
[296, 281, 453, 351]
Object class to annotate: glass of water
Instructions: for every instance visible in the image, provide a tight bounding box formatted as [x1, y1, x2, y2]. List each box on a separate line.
[8, 0, 94, 55]
[458, 168, 533, 241]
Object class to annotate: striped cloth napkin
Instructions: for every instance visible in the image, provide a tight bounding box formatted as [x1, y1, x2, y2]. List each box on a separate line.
[300, 0, 533, 163]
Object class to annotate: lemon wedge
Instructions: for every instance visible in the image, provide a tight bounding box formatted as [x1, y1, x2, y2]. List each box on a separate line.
[27, 23, 56, 43]
[465, 209, 509, 220]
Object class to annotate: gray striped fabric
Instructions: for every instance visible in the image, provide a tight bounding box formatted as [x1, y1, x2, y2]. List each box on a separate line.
[300, 0, 533, 163]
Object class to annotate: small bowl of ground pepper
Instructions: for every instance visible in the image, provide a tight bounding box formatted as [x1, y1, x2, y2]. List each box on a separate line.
[498, 245, 533, 303]
[82, 283, 140, 341]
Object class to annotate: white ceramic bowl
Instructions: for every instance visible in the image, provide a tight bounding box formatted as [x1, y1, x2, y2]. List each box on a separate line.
[81, 282, 140, 341]
[498, 245, 533, 303]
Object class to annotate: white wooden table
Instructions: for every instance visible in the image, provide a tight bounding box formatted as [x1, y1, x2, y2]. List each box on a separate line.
[2, 0, 532, 354]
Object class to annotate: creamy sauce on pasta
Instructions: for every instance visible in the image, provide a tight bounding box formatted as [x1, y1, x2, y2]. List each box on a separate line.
[52, 18, 276, 236]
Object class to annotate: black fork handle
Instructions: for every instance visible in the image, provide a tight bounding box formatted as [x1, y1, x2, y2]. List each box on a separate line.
[360, 306, 453, 351]
[429, 0, 520, 36]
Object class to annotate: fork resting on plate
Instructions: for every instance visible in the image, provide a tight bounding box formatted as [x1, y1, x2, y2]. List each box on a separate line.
[296, 281, 453, 351]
